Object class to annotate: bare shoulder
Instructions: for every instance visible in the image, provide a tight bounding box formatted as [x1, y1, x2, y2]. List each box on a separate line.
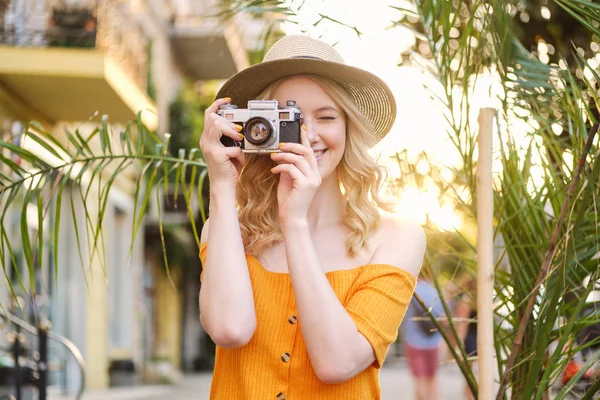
[200, 218, 211, 246]
[369, 216, 426, 278]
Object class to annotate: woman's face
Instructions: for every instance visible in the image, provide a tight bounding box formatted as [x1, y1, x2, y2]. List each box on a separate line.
[272, 76, 347, 180]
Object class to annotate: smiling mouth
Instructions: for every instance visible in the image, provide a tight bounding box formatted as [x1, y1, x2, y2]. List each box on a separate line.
[313, 149, 327, 159]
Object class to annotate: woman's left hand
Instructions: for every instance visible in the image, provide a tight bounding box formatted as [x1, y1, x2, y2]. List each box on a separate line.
[270, 127, 321, 226]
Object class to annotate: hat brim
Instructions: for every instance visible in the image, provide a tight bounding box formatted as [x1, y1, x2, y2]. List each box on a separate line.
[215, 58, 396, 143]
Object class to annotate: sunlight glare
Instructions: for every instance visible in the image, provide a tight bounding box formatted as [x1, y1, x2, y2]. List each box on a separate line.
[429, 204, 462, 230]
[282, 0, 462, 229]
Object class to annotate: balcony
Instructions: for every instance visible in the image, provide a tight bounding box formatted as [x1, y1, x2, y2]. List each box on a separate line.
[0, 0, 157, 129]
[168, 1, 250, 80]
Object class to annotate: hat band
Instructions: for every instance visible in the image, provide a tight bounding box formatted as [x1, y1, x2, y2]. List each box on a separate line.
[292, 56, 323, 60]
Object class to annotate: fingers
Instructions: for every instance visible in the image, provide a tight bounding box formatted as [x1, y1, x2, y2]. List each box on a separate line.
[223, 146, 243, 159]
[205, 97, 232, 119]
[215, 120, 244, 142]
[231, 149, 246, 173]
[200, 98, 244, 150]
[300, 124, 310, 147]
[200, 121, 243, 152]
[280, 124, 311, 153]
[271, 163, 305, 182]
[223, 146, 246, 170]
[277, 131, 318, 171]
[270, 151, 312, 176]
[202, 97, 240, 136]
[300, 126, 319, 170]
[271, 130, 321, 187]
[277, 142, 312, 157]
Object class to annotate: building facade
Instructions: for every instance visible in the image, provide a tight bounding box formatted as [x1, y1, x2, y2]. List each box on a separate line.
[0, 0, 258, 392]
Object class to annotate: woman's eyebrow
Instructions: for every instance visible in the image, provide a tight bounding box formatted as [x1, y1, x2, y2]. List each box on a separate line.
[314, 106, 338, 113]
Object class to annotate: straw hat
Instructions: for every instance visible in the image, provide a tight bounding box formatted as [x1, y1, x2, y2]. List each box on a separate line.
[216, 35, 396, 143]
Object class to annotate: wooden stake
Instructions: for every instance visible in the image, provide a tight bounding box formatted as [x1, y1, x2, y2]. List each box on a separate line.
[477, 108, 496, 400]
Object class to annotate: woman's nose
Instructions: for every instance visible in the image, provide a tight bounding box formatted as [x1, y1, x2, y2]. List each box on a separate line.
[303, 122, 318, 143]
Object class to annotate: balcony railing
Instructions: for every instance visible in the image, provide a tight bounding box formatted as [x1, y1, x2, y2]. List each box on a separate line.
[0, 310, 86, 399]
[0, 0, 148, 91]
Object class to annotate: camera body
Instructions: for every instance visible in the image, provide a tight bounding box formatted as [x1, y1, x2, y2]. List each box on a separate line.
[218, 100, 302, 153]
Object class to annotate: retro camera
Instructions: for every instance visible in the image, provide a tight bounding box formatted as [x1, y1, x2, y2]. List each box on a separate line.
[218, 100, 302, 153]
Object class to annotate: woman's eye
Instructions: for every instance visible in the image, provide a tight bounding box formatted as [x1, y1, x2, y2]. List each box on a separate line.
[318, 116, 336, 120]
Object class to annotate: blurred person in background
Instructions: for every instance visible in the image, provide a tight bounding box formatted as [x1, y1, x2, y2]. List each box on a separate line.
[454, 278, 477, 400]
[401, 272, 445, 400]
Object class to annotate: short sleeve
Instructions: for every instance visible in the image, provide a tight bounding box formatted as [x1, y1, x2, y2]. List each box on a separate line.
[419, 282, 445, 318]
[432, 294, 445, 318]
[345, 266, 416, 368]
[199, 243, 208, 281]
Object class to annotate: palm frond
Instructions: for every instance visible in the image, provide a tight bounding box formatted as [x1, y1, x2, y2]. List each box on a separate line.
[0, 114, 207, 297]
[399, 1, 600, 398]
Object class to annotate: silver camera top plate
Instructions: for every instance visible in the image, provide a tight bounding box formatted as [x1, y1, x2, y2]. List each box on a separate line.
[248, 100, 278, 110]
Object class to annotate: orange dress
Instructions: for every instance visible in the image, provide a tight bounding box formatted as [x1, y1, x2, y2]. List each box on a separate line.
[199, 244, 416, 400]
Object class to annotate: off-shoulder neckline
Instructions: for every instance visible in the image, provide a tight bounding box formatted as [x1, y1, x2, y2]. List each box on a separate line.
[199, 243, 416, 281]
[246, 253, 415, 281]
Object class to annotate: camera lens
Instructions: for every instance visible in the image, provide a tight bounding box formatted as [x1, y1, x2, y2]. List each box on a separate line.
[244, 117, 274, 145]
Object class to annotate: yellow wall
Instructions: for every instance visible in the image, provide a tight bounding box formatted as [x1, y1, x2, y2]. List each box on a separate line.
[85, 199, 110, 389]
[154, 266, 183, 368]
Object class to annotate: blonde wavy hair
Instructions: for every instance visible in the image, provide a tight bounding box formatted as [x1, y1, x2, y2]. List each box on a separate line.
[237, 75, 392, 257]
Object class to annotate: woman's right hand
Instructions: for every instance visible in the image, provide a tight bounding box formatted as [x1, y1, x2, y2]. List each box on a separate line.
[199, 98, 246, 190]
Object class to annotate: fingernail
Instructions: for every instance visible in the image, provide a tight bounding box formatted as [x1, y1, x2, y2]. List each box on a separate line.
[278, 143, 285, 148]
[235, 125, 242, 132]
[239, 134, 244, 139]
[270, 167, 275, 172]
[224, 97, 231, 101]
[270, 153, 275, 158]
[302, 124, 307, 130]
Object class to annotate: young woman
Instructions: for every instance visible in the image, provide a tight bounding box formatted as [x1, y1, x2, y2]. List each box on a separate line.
[198, 35, 426, 400]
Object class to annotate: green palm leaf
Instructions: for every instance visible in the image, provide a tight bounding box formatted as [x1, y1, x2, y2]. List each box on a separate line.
[0, 113, 207, 299]
[392, 0, 600, 398]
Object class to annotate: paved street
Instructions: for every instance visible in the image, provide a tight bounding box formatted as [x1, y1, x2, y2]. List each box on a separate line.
[67, 356, 466, 400]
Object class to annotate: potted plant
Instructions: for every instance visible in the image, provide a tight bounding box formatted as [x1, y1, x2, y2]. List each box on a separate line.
[47, 2, 96, 48]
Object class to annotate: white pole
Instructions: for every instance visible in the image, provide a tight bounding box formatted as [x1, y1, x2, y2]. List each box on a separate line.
[477, 107, 495, 400]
